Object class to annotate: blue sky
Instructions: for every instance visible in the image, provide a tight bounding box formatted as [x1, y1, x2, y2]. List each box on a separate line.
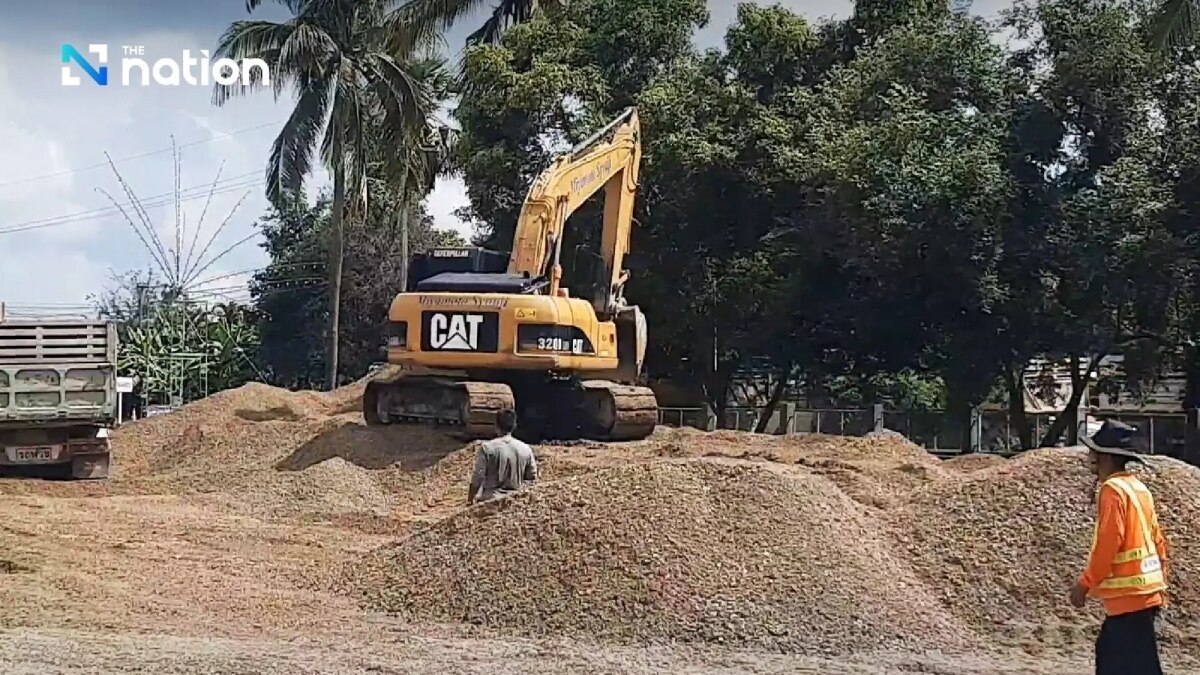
[0, 0, 1010, 311]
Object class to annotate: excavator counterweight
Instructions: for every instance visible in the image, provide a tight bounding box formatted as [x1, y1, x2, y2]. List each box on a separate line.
[363, 108, 658, 442]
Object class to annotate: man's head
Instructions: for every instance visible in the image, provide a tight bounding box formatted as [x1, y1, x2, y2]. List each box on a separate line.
[1082, 420, 1143, 480]
[1088, 449, 1135, 479]
[496, 408, 518, 436]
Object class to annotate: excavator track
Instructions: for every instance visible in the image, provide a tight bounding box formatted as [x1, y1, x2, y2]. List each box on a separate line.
[363, 374, 657, 442]
[577, 380, 658, 441]
[363, 376, 514, 440]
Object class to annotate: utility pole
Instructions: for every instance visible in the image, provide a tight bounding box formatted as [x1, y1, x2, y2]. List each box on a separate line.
[135, 284, 148, 321]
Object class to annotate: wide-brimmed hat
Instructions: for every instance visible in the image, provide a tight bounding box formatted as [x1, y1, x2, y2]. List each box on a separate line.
[1081, 420, 1145, 461]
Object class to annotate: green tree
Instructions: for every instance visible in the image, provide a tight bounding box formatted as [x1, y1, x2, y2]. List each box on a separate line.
[1150, 0, 1199, 49]
[634, 5, 1016, 430]
[93, 272, 261, 403]
[452, 0, 709, 248]
[389, 0, 562, 50]
[364, 56, 458, 293]
[446, 0, 1200, 447]
[214, 0, 439, 389]
[1155, 31, 1200, 414]
[251, 193, 330, 388]
[452, 0, 738, 405]
[252, 192, 465, 387]
[1007, 0, 1192, 446]
[815, 9, 1026, 443]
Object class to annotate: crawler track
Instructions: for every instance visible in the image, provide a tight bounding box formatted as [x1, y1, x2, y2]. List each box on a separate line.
[364, 376, 658, 442]
[578, 380, 658, 441]
[364, 378, 514, 440]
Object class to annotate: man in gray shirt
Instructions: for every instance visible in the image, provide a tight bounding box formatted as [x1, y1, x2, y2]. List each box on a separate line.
[467, 408, 538, 505]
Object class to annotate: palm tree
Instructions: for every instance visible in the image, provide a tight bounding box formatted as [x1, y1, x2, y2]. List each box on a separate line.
[1152, 0, 1198, 51]
[365, 56, 457, 291]
[213, 0, 438, 389]
[387, 0, 562, 53]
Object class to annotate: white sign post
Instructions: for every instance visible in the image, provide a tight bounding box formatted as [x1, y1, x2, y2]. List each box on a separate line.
[116, 376, 135, 424]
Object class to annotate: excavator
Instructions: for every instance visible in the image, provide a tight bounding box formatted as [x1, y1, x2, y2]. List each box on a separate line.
[362, 107, 658, 441]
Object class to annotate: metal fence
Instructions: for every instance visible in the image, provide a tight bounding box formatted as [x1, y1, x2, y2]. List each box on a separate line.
[657, 405, 1193, 457]
[657, 406, 966, 451]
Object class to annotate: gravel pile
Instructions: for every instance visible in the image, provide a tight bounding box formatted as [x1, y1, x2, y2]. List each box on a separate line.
[352, 435, 1200, 656]
[108, 382, 460, 521]
[352, 460, 974, 655]
[410, 426, 944, 514]
[896, 447, 1200, 651]
[942, 453, 1009, 472]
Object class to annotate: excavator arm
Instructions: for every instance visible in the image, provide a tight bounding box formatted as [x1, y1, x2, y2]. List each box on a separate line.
[507, 107, 641, 316]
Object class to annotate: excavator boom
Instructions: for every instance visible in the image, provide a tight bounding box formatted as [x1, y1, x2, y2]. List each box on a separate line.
[508, 107, 641, 315]
[363, 108, 656, 442]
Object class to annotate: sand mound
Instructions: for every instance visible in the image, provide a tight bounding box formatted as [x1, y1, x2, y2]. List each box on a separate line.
[113, 384, 330, 472]
[943, 453, 1009, 471]
[109, 382, 462, 521]
[404, 425, 947, 515]
[897, 447, 1200, 651]
[662, 426, 941, 466]
[352, 460, 974, 655]
[323, 380, 369, 416]
[113, 382, 938, 516]
[538, 426, 948, 510]
[350, 432, 1200, 657]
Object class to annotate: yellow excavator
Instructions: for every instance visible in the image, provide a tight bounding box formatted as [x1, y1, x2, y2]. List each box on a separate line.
[362, 107, 658, 441]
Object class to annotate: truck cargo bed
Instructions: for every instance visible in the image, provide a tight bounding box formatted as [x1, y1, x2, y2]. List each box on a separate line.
[0, 320, 117, 425]
[0, 319, 115, 478]
[0, 321, 116, 364]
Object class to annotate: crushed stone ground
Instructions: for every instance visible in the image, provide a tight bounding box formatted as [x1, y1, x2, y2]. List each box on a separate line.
[0, 381, 1196, 672]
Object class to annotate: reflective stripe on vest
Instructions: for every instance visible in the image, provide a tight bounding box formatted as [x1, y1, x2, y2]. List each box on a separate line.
[1090, 475, 1166, 597]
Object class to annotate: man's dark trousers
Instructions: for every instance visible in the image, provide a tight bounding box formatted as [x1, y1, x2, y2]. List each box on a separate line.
[1096, 607, 1163, 675]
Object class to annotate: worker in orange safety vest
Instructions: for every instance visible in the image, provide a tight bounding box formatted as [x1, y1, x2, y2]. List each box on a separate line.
[1070, 420, 1168, 675]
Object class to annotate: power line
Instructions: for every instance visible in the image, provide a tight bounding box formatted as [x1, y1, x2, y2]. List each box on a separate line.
[188, 261, 326, 288]
[187, 283, 328, 306]
[0, 171, 258, 231]
[3, 301, 96, 308]
[0, 174, 261, 236]
[5, 279, 325, 313]
[189, 277, 326, 296]
[0, 120, 283, 190]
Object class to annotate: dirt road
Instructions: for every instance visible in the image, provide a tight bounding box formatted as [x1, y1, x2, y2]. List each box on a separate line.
[0, 627, 1100, 674]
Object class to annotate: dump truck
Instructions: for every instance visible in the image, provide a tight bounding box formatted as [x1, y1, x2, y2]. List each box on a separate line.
[0, 316, 116, 479]
[363, 107, 658, 442]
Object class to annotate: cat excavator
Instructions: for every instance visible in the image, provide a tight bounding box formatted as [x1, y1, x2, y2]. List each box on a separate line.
[362, 107, 658, 441]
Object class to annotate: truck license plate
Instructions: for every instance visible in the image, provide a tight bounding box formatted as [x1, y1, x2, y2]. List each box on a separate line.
[13, 447, 53, 462]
